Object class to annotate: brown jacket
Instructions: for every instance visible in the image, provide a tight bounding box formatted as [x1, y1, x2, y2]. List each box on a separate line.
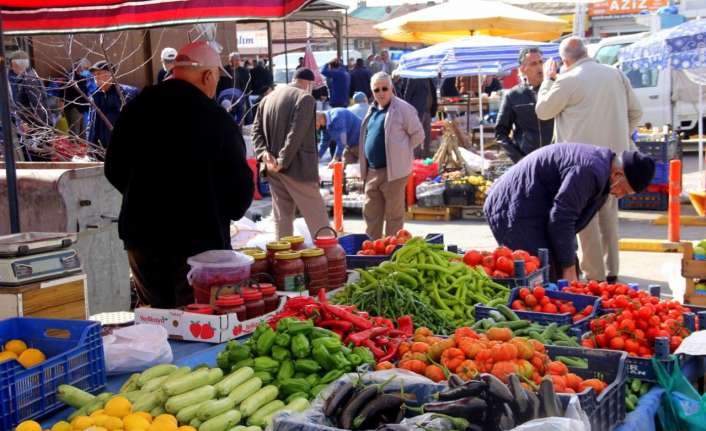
[252, 84, 319, 182]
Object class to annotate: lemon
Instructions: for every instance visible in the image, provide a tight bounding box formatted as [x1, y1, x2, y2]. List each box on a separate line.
[152, 415, 177, 428]
[90, 410, 106, 418]
[0, 350, 17, 363]
[50, 421, 71, 431]
[176, 427, 197, 431]
[104, 396, 132, 418]
[4, 339, 27, 355]
[71, 416, 95, 430]
[133, 412, 152, 423]
[18, 348, 45, 369]
[84, 427, 107, 431]
[15, 420, 41, 431]
[122, 414, 150, 431]
[102, 417, 123, 431]
[146, 423, 175, 431]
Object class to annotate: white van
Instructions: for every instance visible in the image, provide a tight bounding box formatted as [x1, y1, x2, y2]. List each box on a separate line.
[588, 33, 701, 134]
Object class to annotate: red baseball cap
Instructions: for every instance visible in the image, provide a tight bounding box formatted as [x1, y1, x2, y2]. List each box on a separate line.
[173, 41, 231, 78]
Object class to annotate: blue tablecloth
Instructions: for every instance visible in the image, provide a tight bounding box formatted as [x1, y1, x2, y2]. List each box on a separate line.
[41, 340, 227, 428]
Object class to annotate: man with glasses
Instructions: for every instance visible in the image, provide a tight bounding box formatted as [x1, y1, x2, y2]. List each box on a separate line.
[359, 71, 424, 239]
[105, 41, 254, 308]
[495, 47, 554, 163]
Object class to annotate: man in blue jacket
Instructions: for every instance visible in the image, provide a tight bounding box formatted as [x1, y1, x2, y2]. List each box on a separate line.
[316, 107, 362, 166]
[321, 59, 350, 108]
[483, 143, 654, 281]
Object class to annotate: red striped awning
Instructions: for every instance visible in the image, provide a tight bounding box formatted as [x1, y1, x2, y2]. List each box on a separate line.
[0, 0, 312, 35]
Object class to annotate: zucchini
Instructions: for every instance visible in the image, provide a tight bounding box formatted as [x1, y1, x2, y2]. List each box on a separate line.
[85, 398, 107, 415]
[137, 364, 177, 387]
[163, 368, 210, 396]
[497, 304, 520, 321]
[132, 392, 161, 413]
[190, 418, 203, 429]
[121, 390, 144, 403]
[200, 409, 242, 431]
[165, 384, 216, 414]
[215, 367, 255, 397]
[67, 406, 88, 422]
[198, 397, 237, 421]
[161, 366, 191, 386]
[207, 367, 225, 385]
[247, 400, 285, 427]
[119, 373, 141, 393]
[227, 377, 263, 405]
[140, 374, 169, 393]
[150, 405, 165, 417]
[240, 385, 279, 418]
[488, 310, 506, 322]
[176, 399, 210, 424]
[263, 398, 310, 426]
[57, 385, 96, 408]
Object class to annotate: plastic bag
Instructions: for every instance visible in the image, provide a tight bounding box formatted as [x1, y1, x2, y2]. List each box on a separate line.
[103, 324, 172, 374]
[186, 250, 254, 303]
[654, 356, 706, 430]
[513, 396, 590, 431]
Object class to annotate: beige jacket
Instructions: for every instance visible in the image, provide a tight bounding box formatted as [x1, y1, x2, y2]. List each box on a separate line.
[359, 96, 424, 182]
[535, 57, 642, 153]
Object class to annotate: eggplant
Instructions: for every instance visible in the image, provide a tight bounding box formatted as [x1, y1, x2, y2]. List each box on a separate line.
[538, 377, 564, 418]
[324, 382, 357, 417]
[424, 396, 488, 422]
[507, 374, 529, 420]
[498, 403, 516, 430]
[380, 404, 406, 424]
[525, 388, 541, 422]
[375, 424, 407, 431]
[480, 373, 513, 403]
[437, 379, 487, 401]
[448, 374, 465, 388]
[340, 385, 379, 429]
[352, 394, 405, 430]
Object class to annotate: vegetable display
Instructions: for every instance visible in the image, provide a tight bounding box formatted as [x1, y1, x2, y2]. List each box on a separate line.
[511, 286, 595, 322]
[625, 378, 651, 412]
[462, 246, 542, 278]
[356, 229, 413, 256]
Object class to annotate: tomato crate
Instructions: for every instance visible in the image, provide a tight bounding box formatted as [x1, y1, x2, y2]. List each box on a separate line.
[498, 288, 601, 332]
[636, 137, 681, 163]
[490, 248, 550, 289]
[0, 318, 105, 429]
[339, 233, 443, 270]
[547, 346, 627, 431]
[651, 161, 669, 185]
[473, 304, 585, 341]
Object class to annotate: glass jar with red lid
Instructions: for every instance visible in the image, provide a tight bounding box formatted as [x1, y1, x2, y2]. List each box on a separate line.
[314, 227, 347, 290]
[242, 249, 268, 279]
[186, 303, 214, 315]
[280, 235, 306, 251]
[273, 251, 306, 292]
[257, 283, 279, 313]
[266, 241, 291, 271]
[242, 288, 265, 319]
[215, 294, 247, 320]
[301, 248, 329, 296]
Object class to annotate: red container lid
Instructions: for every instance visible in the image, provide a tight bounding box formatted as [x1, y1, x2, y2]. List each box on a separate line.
[243, 290, 263, 301]
[215, 294, 244, 306]
[314, 236, 338, 247]
[186, 303, 214, 315]
[259, 284, 276, 296]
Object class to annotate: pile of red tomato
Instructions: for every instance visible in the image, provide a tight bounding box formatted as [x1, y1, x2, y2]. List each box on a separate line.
[562, 280, 653, 309]
[511, 287, 595, 322]
[462, 246, 541, 278]
[356, 229, 413, 256]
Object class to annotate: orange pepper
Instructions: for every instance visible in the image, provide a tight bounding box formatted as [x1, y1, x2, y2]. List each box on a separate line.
[454, 327, 478, 340]
[441, 347, 465, 371]
[400, 359, 427, 374]
[375, 361, 394, 371]
[455, 359, 479, 381]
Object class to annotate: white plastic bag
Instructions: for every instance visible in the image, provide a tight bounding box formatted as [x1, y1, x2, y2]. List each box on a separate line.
[511, 395, 590, 431]
[103, 324, 173, 373]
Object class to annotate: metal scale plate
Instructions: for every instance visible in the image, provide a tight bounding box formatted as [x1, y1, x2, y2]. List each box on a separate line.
[0, 233, 82, 286]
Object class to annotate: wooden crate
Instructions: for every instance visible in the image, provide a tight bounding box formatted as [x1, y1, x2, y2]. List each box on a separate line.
[682, 242, 706, 306]
[406, 205, 460, 221]
[0, 273, 88, 319]
[459, 205, 485, 220]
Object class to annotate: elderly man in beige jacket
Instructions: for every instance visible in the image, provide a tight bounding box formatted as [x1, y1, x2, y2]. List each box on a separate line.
[535, 37, 643, 282]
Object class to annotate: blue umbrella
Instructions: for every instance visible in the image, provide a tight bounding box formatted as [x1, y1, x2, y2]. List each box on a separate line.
[619, 18, 706, 173]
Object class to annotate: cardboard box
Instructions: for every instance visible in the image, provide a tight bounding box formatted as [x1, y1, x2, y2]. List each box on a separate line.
[134, 294, 288, 343]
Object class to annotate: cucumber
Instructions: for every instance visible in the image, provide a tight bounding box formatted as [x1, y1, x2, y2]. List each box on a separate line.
[140, 374, 169, 393]
[137, 364, 178, 387]
[165, 384, 216, 414]
[150, 405, 165, 417]
[176, 399, 210, 424]
[264, 398, 309, 426]
[215, 367, 255, 397]
[227, 377, 263, 405]
[207, 367, 225, 385]
[198, 397, 237, 421]
[132, 392, 161, 413]
[240, 385, 279, 418]
[488, 310, 506, 322]
[497, 304, 520, 321]
[494, 320, 530, 329]
[200, 409, 242, 431]
[163, 368, 210, 396]
[190, 418, 203, 429]
[247, 400, 285, 427]
[119, 373, 141, 393]
[57, 384, 96, 408]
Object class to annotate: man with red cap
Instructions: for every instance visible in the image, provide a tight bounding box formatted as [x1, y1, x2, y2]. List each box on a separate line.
[105, 41, 254, 308]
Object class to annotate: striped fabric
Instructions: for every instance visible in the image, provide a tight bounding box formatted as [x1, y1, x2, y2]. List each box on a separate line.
[0, 0, 310, 35]
[397, 35, 559, 78]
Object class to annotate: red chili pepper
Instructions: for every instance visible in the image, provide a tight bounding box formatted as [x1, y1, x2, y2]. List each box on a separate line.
[321, 303, 372, 330]
[373, 317, 394, 330]
[388, 329, 409, 338]
[374, 335, 390, 346]
[363, 339, 385, 360]
[379, 340, 400, 363]
[397, 315, 414, 336]
[318, 320, 354, 332]
[318, 288, 328, 304]
[347, 326, 389, 346]
[333, 329, 345, 338]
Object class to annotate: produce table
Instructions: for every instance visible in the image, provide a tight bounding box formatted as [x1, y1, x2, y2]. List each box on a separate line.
[40, 339, 227, 428]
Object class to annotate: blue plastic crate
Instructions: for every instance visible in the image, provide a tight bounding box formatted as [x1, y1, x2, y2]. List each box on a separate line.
[0, 318, 105, 429]
[339, 233, 443, 270]
[489, 248, 551, 289]
[473, 304, 585, 342]
[498, 287, 601, 331]
[636, 138, 680, 162]
[650, 162, 668, 185]
[548, 346, 627, 431]
[619, 192, 668, 211]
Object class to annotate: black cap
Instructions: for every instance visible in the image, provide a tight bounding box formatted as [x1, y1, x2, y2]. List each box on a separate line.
[293, 68, 315, 81]
[622, 150, 656, 193]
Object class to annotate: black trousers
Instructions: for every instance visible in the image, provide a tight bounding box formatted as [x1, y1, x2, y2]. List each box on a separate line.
[127, 248, 193, 308]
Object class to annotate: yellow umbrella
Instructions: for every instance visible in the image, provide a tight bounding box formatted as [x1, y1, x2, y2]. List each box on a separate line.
[378, 27, 563, 44]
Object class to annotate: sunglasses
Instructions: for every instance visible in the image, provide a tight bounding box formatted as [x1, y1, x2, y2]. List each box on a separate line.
[373, 87, 389, 93]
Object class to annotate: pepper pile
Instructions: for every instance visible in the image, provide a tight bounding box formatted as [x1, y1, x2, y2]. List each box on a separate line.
[511, 286, 595, 323]
[216, 320, 376, 401]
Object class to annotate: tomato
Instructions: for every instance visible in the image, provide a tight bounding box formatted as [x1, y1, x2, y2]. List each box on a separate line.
[525, 294, 538, 307]
[384, 244, 396, 255]
[511, 300, 524, 310]
[524, 261, 538, 274]
[482, 255, 495, 270]
[482, 266, 493, 276]
[395, 229, 412, 242]
[385, 235, 397, 245]
[670, 336, 683, 351]
[540, 296, 550, 306]
[609, 336, 625, 350]
[624, 339, 640, 354]
[493, 246, 513, 260]
[619, 319, 636, 332]
[374, 239, 386, 254]
[542, 303, 558, 314]
[511, 249, 531, 262]
[604, 324, 618, 339]
[496, 256, 515, 275]
[519, 287, 530, 299]
[533, 286, 546, 300]
[463, 250, 484, 267]
[595, 333, 608, 348]
[362, 240, 374, 251]
[493, 270, 510, 278]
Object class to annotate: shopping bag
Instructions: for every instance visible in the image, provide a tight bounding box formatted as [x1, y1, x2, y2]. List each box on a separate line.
[103, 324, 173, 373]
[653, 356, 706, 430]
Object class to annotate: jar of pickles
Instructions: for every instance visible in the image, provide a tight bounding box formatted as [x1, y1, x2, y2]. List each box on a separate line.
[301, 248, 329, 296]
[314, 227, 347, 290]
[242, 249, 268, 278]
[281, 235, 306, 251]
[266, 241, 291, 271]
[273, 251, 306, 292]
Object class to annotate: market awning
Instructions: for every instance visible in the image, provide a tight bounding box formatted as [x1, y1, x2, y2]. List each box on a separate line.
[0, 0, 312, 35]
[375, 0, 567, 44]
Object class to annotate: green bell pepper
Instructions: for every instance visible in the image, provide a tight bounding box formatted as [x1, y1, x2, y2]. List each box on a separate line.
[311, 337, 341, 353]
[312, 344, 336, 371]
[330, 352, 351, 370]
[271, 345, 291, 362]
[347, 353, 362, 367]
[277, 360, 295, 381]
[253, 371, 273, 385]
[352, 347, 375, 366]
[320, 369, 345, 385]
[311, 384, 329, 397]
[277, 318, 297, 333]
[255, 326, 277, 356]
[305, 373, 320, 387]
[294, 359, 321, 374]
[279, 378, 311, 396]
[228, 345, 252, 363]
[291, 333, 311, 359]
[286, 319, 314, 335]
[310, 327, 338, 339]
[231, 358, 255, 372]
[274, 333, 291, 347]
[254, 356, 280, 374]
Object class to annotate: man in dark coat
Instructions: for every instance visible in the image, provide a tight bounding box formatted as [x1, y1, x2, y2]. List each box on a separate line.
[483, 143, 655, 281]
[217, 52, 251, 95]
[495, 47, 554, 162]
[401, 78, 437, 158]
[105, 41, 254, 308]
[321, 58, 351, 108]
[349, 58, 372, 99]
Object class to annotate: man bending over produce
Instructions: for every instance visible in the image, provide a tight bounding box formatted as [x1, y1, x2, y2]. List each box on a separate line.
[483, 143, 654, 281]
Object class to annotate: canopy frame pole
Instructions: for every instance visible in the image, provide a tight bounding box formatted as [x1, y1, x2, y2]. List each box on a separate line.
[699, 83, 704, 174]
[0, 11, 21, 233]
[284, 20, 289, 82]
[478, 67, 484, 176]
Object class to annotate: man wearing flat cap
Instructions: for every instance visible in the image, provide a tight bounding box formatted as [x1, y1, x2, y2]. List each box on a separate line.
[484, 143, 655, 281]
[252, 68, 330, 238]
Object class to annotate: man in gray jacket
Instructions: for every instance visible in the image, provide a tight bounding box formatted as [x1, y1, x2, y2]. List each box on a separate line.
[253, 68, 330, 238]
[536, 37, 642, 282]
[360, 72, 424, 239]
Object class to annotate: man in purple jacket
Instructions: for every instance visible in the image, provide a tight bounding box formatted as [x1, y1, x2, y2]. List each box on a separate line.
[483, 143, 654, 281]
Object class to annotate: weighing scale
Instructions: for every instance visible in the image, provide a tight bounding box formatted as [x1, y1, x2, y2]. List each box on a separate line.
[0, 233, 82, 286]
